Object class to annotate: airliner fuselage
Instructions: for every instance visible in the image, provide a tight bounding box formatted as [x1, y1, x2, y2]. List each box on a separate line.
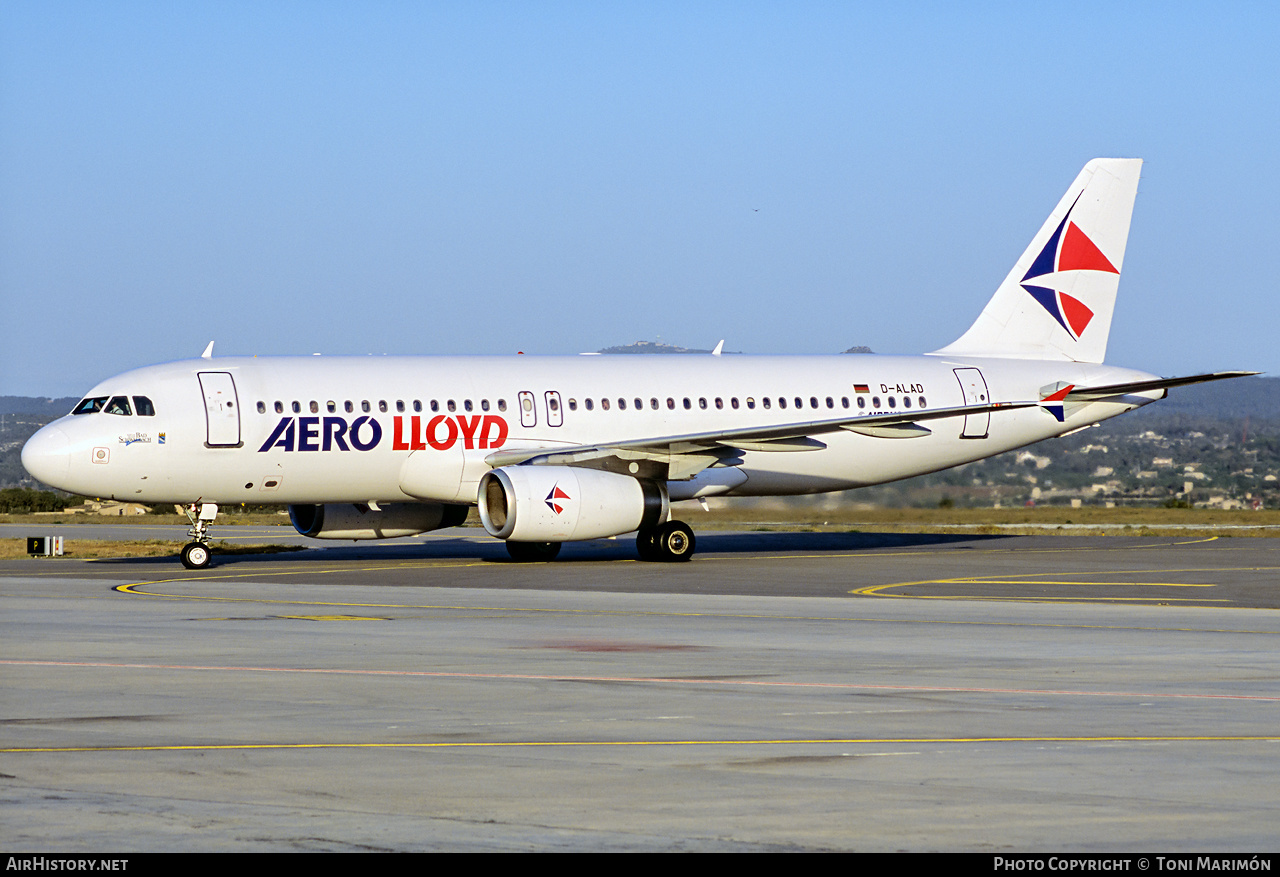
[23, 353, 1159, 508]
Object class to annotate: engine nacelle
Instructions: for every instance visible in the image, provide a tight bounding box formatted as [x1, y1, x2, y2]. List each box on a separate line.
[289, 502, 469, 540]
[478, 466, 667, 542]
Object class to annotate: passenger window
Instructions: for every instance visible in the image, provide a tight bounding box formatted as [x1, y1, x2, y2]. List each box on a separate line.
[345, 401, 354, 413]
[715, 398, 723, 409]
[550, 397, 560, 411]
[872, 396, 881, 408]
[257, 401, 266, 414]
[584, 398, 593, 411]
[362, 400, 371, 413]
[327, 401, 336, 413]
[699, 398, 707, 409]
[601, 398, 610, 410]
[275, 401, 284, 414]
[651, 398, 659, 410]
[568, 398, 578, 411]
[683, 398, 691, 410]
[810, 397, 819, 409]
[379, 400, 388, 413]
[431, 400, 440, 412]
[825, 397, 834, 409]
[667, 398, 675, 410]
[397, 400, 405, 413]
[918, 396, 927, 408]
[498, 399, 507, 412]
[634, 398, 642, 410]
[903, 396, 912, 408]
[481, 399, 490, 412]
[841, 397, 849, 409]
[763, 398, 771, 409]
[292, 401, 301, 413]
[134, 397, 156, 416]
[413, 400, 422, 412]
[857, 397, 865, 409]
[310, 401, 319, 413]
[746, 397, 755, 409]
[888, 397, 896, 408]
[447, 400, 456, 412]
[618, 398, 626, 410]
[731, 398, 739, 409]
[464, 399, 473, 412]
[778, 398, 786, 409]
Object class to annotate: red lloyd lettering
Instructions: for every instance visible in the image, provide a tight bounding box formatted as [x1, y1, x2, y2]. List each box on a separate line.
[392, 415, 508, 451]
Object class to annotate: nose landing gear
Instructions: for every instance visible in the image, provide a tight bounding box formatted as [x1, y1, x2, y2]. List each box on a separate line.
[179, 501, 218, 569]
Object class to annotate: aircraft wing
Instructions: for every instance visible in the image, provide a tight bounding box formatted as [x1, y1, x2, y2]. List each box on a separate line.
[485, 399, 1037, 479]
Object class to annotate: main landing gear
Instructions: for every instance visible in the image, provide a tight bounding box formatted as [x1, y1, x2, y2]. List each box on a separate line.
[502, 520, 697, 563]
[179, 501, 218, 569]
[636, 520, 696, 563]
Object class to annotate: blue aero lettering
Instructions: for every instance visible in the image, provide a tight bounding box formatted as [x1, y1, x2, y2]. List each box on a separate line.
[258, 416, 382, 452]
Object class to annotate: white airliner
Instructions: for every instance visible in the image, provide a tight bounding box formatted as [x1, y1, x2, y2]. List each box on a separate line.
[22, 159, 1253, 568]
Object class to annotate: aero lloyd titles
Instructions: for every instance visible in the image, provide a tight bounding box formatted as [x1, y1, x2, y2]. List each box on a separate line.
[257, 414, 508, 453]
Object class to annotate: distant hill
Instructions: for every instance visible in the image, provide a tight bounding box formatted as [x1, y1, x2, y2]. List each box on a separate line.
[596, 341, 726, 355]
[1, 396, 77, 417]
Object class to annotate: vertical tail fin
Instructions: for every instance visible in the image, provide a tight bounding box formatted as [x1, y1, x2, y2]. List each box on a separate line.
[933, 158, 1142, 363]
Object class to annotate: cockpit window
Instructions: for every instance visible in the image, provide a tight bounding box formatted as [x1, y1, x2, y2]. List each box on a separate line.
[104, 396, 133, 416]
[73, 397, 109, 415]
[133, 396, 156, 416]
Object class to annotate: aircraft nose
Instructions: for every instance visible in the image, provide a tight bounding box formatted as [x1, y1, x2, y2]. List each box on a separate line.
[21, 424, 70, 488]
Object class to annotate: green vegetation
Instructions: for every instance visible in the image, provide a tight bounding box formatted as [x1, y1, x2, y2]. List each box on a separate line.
[0, 488, 80, 514]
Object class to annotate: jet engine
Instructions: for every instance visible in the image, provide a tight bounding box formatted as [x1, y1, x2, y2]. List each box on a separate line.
[289, 502, 469, 540]
[478, 466, 667, 542]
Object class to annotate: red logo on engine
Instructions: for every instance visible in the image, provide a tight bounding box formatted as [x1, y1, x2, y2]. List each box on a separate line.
[545, 485, 570, 514]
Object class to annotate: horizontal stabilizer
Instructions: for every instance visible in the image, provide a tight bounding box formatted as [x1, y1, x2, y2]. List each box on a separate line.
[1062, 370, 1260, 401]
[1036, 371, 1259, 421]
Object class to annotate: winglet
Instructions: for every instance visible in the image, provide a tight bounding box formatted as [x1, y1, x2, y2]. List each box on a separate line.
[201, 341, 215, 359]
[712, 340, 724, 356]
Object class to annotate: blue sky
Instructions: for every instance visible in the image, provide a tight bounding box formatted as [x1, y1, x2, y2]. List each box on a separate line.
[2, 1, 1276, 396]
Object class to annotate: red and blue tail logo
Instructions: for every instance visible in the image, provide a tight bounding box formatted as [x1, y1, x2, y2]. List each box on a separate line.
[1021, 195, 1119, 340]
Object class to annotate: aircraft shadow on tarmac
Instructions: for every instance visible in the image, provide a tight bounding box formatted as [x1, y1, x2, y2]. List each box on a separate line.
[87, 529, 1011, 566]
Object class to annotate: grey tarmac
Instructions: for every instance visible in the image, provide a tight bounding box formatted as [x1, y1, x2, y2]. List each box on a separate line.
[2, 530, 1278, 851]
